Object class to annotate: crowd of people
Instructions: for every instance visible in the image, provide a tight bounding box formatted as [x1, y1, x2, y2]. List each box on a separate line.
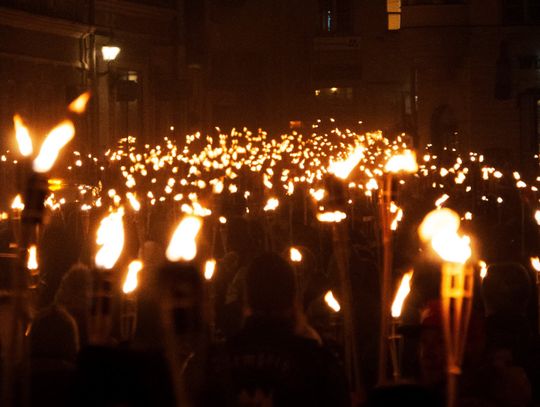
[0, 196, 535, 407]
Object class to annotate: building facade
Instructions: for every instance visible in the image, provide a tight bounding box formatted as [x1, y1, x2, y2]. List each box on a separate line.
[0, 0, 186, 152]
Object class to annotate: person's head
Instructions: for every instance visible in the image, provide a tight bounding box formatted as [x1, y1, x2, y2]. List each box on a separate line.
[244, 252, 296, 318]
[482, 263, 531, 317]
[55, 263, 91, 311]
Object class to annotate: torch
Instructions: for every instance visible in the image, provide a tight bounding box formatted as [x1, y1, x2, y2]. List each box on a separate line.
[531, 257, 540, 334]
[120, 259, 143, 343]
[389, 270, 413, 382]
[419, 208, 473, 407]
[89, 208, 125, 345]
[159, 215, 204, 406]
[376, 149, 418, 384]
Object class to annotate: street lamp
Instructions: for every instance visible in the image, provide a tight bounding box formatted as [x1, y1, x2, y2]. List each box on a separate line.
[101, 46, 121, 62]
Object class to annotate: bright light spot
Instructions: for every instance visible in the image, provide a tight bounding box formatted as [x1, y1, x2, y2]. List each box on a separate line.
[166, 216, 202, 262]
[264, 198, 279, 211]
[33, 120, 75, 173]
[479, 260, 487, 279]
[27, 245, 38, 270]
[531, 257, 540, 272]
[204, 259, 216, 280]
[102, 46, 121, 61]
[391, 271, 413, 318]
[95, 208, 125, 269]
[68, 92, 91, 114]
[13, 115, 33, 157]
[11, 194, 24, 211]
[317, 211, 346, 223]
[385, 150, 418, 173]
[122, 260, 143, 294]
[289, 247, 302, 262]
[324, 291, 340, 312]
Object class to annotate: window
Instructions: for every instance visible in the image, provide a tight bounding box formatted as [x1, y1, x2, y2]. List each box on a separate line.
[387, 0, 401, 30]
[319, 0, 353, 34]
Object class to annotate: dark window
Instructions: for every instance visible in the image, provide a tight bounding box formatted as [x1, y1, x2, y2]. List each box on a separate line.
[502, 0, 540, 24]
[319, 0, 353, 34]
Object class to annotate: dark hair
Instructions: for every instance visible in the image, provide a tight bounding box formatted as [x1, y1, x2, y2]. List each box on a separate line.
[482, 262, 532, 316]
[245, 252, 296, 316]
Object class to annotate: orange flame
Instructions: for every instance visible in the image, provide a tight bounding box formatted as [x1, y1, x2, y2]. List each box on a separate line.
[324, 290, 341, 312]
[13, 115, 33, 157]
[391, 271, 413, 318]
[166, 216, 202, 262]
[95, 208, 125, 269]
[33, 120, 75, 173]
[122, 260, 143, 294]
[68, 92, 91, 114]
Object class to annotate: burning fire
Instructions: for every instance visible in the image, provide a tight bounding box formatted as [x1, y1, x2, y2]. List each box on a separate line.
[324, 290, 341, 312]
[328, 145, 364, 179]
[11, 194, 24, 211]
[122, 260, 143, 294]
[479, 260, 488, 279]
[27, 245, 38, 270]
[13, 115, 33, 157]
[166, 215, 202, 262]
[391, 271, 413, 318]
[95, 208, 125, 269]
[263, 197, 279, 211]
[385, 149, 418, 173]
[204, 259, 217, 280]
[316, 210, 347, 223]
[419, 208, 471, 264]
[531, 257, 540, 272]
[289, 247, 302, 262]
[68, 92, 91, 114]
[33, 120, 75, 173]
[535, 210, 540, 226]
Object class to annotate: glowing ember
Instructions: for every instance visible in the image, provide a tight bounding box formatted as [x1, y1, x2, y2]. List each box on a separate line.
[391, 271, 413, 318]
[68, 92, 91, 114]
[324, 290, 341, 312]
[289, 247, 302, 262]
[95, 208, 125, 269]
[122, 260, 143, 294]
[27, 245, 38, 270]
[13, 115, 33, 157]
[166, 216, 202, 262]
[204, 259, 217, 280]
[33, 120, 75, 173]
[390, 202, 403, 231]
[385, 150, 418, 173]
[317, 211, 347, 223]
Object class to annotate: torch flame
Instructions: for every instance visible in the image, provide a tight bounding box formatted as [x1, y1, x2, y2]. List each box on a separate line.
[535, 210, 540, 226]
[289, 247, 302, 262]
[68, 92, 91, 114]
[316, 210, 347, 223]
[13, 115, 33, 157]
[328, 145, 364, 179]
[479, 260, 488, 279]
[531, 257, 540, 272]
[122, 260, 143, 294]
[11, 194, 24, 211]
[204, 259, 217, 280]
[385, 150, 418, 173]
[324, 290, 341, 312]
[27, 245, 38, 270]
[419, 208, 471, 264]
[33, 120, 75, 173]
[391, 271, 413, 318]
[126, 192, 141, 211]
[95, 208, 125, 269]
[263, 198, 279, 211]
[166, 216, 202, 262]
